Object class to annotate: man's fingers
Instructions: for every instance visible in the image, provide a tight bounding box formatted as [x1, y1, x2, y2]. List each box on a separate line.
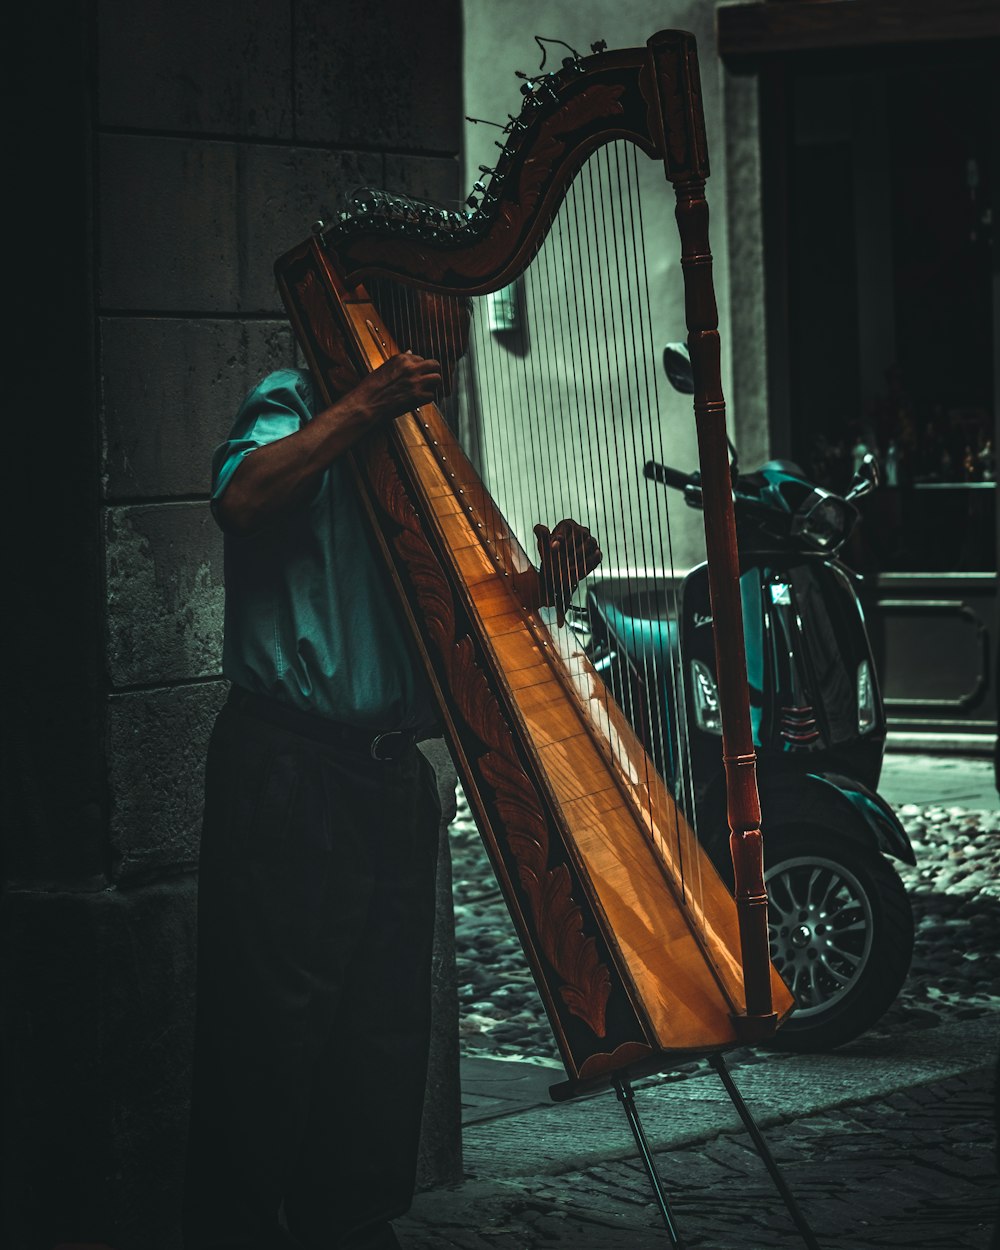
[533, 520, 601, 626]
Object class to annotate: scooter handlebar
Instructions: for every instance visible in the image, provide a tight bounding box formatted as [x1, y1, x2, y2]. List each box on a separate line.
[643, 460, 698, 491]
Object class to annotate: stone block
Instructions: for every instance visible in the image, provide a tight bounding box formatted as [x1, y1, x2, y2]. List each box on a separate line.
[107, 682, 227, 882]
[96, 0, 288, 138]
[295, 0, 461, 153]
[98, 0, 292, 137]
[100, 134, 241, 312]
[99, 135, 383, 313]
[1, 876, 197, 1250]
[101, 317, 295, 499]
[105, 503, 224, 686]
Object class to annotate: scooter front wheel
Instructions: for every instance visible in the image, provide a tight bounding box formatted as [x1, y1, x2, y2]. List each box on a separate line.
[762, 829, 913, 1052]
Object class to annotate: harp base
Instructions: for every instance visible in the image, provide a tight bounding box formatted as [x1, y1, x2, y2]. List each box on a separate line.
[551, 1053, 822, 1250]
[730, 1009, 780, 1044]
[614, 1077, 687, 1248]
[547, 1044, 735, 1103]
[709, 1054, 823, 1250]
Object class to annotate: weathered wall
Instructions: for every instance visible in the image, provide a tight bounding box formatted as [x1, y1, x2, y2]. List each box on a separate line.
[2, 3, 462, 1246]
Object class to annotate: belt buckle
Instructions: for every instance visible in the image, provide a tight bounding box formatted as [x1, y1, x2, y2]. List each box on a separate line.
[370, 730, 406, 762]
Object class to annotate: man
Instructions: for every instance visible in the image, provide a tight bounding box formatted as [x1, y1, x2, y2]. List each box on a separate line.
[184, 293, 600, 1250]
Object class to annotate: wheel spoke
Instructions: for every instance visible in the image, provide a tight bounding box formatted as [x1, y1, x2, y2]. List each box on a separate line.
[829, 920, 867, 939]
[784, 870, 808, 912]
[805, 865, 830, 905]
[792, 966, 813, 1002]
[807, 963, 829, 1000]
[818, 952, 858, 984]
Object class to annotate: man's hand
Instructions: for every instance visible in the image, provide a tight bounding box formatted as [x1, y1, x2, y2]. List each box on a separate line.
[533, 519, 603, 627]
[217, 353, 443, 535]
[351, 351, 443, 425]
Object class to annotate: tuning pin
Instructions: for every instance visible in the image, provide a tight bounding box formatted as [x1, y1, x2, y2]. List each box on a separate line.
[478, 164, 494, 175]
[472, 180, 487, 194]
[310, 219, 325, 235]
[590, 39, 607, 54]
[466, 194, 479, 209]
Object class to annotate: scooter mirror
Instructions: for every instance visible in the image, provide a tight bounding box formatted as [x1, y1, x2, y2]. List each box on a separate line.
[663, 342, 695, 394]
[846, 452, 879, 501]
[662, 341, 740, 482]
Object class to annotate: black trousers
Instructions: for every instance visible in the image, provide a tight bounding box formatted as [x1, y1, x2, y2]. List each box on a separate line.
[183, 694, 441, 1250]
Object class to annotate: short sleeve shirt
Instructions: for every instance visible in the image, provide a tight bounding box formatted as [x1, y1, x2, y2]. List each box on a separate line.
[212, 369, 437, 731]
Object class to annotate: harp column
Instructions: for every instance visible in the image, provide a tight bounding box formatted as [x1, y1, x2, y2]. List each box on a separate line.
[644, 24, 774, 1032]
[673, 173, 774, 1031]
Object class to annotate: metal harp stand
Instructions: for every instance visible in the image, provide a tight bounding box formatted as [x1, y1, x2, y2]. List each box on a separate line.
[609, 1056, 822, 1249]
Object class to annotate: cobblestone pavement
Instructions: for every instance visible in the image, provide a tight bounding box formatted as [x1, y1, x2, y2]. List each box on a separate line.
[405, 775, 1000, 1249]
[451, 796, 1000, 1068]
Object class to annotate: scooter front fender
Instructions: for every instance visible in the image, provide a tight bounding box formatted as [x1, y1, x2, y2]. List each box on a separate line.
[754, 770, 915, 866]
[804, 771, 916, 866]
[697, 768, 915, 869]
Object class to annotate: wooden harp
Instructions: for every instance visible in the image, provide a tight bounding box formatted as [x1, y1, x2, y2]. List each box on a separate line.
[275, 29, 794, 1096]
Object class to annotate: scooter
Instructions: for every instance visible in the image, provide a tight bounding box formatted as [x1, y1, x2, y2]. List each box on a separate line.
[572, 345, 915, 1052]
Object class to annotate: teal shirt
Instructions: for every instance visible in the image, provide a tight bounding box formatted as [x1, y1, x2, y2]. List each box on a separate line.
[212, 369, 436, 730]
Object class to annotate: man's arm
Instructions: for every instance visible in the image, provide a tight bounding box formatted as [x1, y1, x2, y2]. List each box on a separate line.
[217, 353, 442, 534]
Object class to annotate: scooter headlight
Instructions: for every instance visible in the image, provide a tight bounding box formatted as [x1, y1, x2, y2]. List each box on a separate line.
[790, 489, 856, 551]
[857, 659, 876, 734]
[690, 659, 722, 735]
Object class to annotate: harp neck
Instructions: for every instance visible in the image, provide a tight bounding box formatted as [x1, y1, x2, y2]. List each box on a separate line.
[300, 31, 708, 298]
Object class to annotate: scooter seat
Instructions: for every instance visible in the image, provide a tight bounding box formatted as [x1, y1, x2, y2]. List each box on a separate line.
[586, 584, 681, 670]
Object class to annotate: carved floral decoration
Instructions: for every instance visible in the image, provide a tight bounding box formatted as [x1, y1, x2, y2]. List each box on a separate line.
[364, 433, 612, 1038]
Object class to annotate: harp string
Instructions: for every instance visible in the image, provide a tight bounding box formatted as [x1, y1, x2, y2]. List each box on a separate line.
[578, 151, 651, 788]
[478, 304, 512, 560]
[602, 144, 667, 825]
[608, 140, 674, 872]
[603, 142, 698, 913]
[599, 143, 665, 771]
[563, 158, 632, 786]
[629, 141, 706, 917]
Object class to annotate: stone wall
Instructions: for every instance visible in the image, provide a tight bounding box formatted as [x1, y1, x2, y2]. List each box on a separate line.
[2, 3, 461, 1247]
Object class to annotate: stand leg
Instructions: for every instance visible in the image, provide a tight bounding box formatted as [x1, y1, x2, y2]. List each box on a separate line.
[613, 1078, 687, 1248]
[708, 1054, 822, 1250]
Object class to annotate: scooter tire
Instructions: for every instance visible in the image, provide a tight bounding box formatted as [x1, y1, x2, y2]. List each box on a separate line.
[761, 827, 914, 1053]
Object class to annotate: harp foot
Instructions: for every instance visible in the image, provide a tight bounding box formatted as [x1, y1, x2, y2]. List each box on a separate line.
[613, 1078, 688, 1247]
[709, 1053, 823, 1250]
[730, 1009, 779, 1044]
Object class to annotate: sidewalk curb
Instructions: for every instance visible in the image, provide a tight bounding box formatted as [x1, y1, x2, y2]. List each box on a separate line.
[453, 1011, 998, 1179]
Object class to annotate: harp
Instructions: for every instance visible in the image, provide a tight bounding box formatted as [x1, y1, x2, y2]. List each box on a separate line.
[274, 30, 794, 1095]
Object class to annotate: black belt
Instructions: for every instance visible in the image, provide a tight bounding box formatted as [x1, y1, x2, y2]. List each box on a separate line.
[226, 686, 417, 762]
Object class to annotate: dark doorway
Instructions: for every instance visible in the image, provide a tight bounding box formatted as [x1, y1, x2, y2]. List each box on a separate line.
[762, 39, 999, 741]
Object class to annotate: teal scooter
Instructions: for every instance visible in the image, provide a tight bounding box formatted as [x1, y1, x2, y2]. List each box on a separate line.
[577, 345, 915, 1052]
